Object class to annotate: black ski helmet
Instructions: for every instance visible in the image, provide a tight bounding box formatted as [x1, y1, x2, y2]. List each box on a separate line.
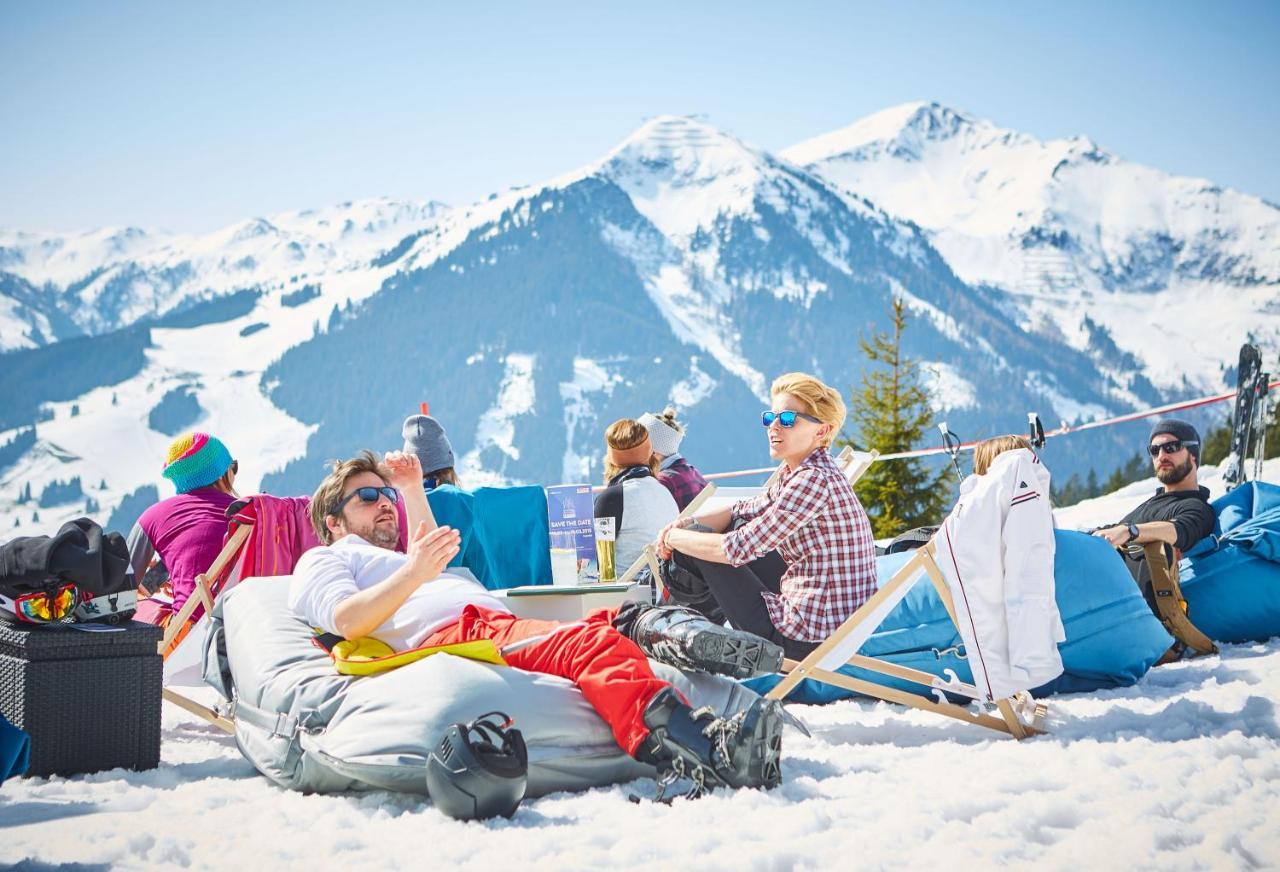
[426, 711, 528, 821]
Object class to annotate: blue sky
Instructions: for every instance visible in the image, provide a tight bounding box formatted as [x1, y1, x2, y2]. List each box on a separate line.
[2, 1, 1277, 232]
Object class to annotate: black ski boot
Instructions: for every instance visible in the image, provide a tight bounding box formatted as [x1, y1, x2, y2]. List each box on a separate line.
[637, 688, 783, 799]
[614, 603, 784, 679]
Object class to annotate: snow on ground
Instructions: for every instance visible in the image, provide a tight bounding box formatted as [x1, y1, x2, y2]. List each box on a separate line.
[2, 463, 1278, 869]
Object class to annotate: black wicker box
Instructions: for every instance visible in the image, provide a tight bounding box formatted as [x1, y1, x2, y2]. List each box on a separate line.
[0, 620, 162, 777]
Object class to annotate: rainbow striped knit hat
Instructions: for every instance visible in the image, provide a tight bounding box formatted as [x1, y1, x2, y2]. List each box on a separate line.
[162, 432, 234, 494]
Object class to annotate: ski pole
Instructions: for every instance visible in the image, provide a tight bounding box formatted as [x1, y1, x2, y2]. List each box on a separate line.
[938, 422, 964, 481]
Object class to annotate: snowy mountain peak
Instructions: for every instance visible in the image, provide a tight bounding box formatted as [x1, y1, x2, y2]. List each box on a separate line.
[790, 104, 1280, 396]
[784, 101, 997, 165]
[600, 115, 768, 190]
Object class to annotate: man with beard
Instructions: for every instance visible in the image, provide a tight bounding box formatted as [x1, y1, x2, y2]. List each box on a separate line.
[288, 450, 784, 795]
[1091, 419, 1216, 605]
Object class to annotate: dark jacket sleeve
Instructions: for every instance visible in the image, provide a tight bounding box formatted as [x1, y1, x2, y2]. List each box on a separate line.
[1168, 499, 1216, 553]
[594, 484, 624, 532]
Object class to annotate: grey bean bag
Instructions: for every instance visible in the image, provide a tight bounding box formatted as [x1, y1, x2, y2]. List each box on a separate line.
[202, 577, 762, 797]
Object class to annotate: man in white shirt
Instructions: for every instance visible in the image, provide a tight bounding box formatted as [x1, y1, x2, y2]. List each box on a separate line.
[288, 450, 783, 795]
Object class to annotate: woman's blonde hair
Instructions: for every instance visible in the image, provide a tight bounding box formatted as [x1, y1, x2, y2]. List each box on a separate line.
[770, 372, 846, 448]
[603, 418, 660, 482]
[972, 435, 1032, 476]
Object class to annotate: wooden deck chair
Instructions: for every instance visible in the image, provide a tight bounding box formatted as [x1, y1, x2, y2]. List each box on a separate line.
[158, 522, 252, 734]
[616, 483, 719, 597]
[1141, 542, 1218, 658]
[766, 538, 1049, 740]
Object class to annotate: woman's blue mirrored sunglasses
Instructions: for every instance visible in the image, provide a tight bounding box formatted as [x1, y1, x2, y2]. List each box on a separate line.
[761, 410, 822, 428]
[330, 485, 400, 515]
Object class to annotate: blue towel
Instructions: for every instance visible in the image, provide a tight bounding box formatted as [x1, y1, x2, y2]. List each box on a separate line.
[0, 711, 29, 784]
[427, 484, 553, 590]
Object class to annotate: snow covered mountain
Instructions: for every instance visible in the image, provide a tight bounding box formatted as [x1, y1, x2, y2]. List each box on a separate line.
[0, 198, 451, 349]
[784, 101, 1280, 398]
[0, 111, 1267, 536]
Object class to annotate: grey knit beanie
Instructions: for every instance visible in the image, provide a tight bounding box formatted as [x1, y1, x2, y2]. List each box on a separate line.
[402, 414, 455, 473]
[1149, 418, 1201, 463]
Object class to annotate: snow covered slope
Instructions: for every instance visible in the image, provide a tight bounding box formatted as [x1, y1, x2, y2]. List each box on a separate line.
[786, 102, 1280, 396]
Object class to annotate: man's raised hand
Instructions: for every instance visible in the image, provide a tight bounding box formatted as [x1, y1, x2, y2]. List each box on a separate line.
[383, 450, 424, 493]
[406, 521, 460, 584]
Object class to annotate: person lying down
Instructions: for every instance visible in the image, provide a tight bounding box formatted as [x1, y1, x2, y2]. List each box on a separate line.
[287, 449, 789, 796]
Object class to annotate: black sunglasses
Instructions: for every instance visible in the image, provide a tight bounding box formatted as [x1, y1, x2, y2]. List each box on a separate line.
[1148, 440, 1198, 458]
[329, 485, 399, 515]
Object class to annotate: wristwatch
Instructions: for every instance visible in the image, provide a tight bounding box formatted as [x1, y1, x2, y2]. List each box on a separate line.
[1124, 523, 1140, 544]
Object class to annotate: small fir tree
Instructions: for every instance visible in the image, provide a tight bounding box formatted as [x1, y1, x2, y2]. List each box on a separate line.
[844, 296, 949, 538]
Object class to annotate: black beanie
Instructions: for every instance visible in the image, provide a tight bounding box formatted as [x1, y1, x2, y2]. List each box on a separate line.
[1150, 418, 1201, 462]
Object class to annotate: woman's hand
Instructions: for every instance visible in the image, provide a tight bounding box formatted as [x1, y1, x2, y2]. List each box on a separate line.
[655, 516, 694, 560]
[405, 521, 460, 583]
[383, 450, 424, 493]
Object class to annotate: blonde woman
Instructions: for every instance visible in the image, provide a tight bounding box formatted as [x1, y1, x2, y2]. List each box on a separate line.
[655, 373, 877, 660]
[594, 419, 679, 573]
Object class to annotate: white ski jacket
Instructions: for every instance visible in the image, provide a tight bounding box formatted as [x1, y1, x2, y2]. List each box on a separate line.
[935, 448, 1065, 701]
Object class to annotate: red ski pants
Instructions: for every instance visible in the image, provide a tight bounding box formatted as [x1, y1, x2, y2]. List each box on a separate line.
[419, 604, 671, 756]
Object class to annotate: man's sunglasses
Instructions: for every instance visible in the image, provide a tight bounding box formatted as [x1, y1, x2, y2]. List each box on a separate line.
[762, 410, 822, 428]
[1148, 440, 1198, 458]
[329, 486, 400, 515]
[0, 583, 78, 624]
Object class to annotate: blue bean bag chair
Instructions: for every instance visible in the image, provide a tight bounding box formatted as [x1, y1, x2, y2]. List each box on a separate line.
[1179, 481, 1280, 644]
[744, 530, 1173, 703]
[0, 711, 29, 784]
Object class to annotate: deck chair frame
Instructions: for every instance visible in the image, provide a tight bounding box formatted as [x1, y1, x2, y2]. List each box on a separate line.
[157, 522, 252, 734]
[1140, 541, 1217, 657]
[766, 540, 1047, 740]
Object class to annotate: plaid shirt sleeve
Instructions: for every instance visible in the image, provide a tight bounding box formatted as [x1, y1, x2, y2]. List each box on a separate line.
[723, 468, 828, 567]
[729, 464, 785, 525]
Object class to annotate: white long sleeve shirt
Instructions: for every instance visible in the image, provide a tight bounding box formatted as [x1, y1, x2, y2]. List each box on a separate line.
[935, 449, 1065, 700]
[288, 535, 510, 651]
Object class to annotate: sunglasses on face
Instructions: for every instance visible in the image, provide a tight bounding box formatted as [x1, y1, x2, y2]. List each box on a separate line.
[1148, 440, 1198, 458]
[330, 485, 400, 515]
[762, 410, 822, 428]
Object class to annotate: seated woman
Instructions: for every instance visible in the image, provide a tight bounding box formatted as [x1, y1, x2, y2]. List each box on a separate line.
[128, 432, 239, 630]
[595, 419, 678, 574]
[638, 406, 709, 511]
[655, 373, 877, 660]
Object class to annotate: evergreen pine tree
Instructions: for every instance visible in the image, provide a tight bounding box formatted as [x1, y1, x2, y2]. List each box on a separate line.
[31, 511, 39, 523]
[1085, 468, 1100, 499]
[845, 297, 949, 539]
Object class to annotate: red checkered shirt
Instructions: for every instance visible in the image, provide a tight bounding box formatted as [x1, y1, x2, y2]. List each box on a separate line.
[722, 448, 877, 641]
